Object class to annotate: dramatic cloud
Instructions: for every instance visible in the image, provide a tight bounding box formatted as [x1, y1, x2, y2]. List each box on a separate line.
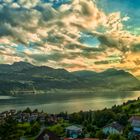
[0, 0, 140, 76]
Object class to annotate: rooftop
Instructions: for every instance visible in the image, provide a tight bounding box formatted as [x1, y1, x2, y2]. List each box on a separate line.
[66, 125, 83, 131]
[103, 122, 123, 132]
[129, 116, 140, 122]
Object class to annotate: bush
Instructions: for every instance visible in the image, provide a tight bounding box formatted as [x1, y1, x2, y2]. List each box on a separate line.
[95, 130, 105, 140]
[108, 134, 126, 140]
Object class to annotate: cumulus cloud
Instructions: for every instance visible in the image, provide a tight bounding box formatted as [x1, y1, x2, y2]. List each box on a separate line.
[0, 0, 140, 76]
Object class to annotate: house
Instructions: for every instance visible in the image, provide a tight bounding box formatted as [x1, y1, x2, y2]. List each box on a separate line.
[129, 116, 140, 134]
[39, 116, 46, 123]
[35, 129, 61, 140]
[28, 113, 38, 122]
[65, 125, 83, 138]
[102, 122, 123, 135]
[39, 113, 46, 123]
[1, 111, 8, 117]
[10, 109, 16, 115]
[47, 114, 58, 124]
[43, 134, 49, 140]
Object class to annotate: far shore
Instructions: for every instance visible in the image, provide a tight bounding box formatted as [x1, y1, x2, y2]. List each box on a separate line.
[1, 89, 140, 96]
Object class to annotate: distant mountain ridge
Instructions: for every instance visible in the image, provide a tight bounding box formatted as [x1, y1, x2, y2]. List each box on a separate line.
[0, 61, 35, 73]
[0, 62, 140, 95]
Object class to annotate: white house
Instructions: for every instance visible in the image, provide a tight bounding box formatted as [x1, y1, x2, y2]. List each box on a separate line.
[102, 122, 123, 135]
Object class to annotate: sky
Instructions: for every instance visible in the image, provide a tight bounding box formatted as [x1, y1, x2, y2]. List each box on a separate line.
[0, 0, 140, 76]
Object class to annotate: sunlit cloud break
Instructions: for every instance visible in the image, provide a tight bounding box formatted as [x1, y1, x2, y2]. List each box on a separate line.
[0, 0, 140, 76]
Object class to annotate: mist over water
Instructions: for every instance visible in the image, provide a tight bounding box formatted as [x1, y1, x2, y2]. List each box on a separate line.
[0, 91, 140, 113]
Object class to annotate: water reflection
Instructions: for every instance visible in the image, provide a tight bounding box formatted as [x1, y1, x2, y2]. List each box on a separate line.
[0, 91, 140, 113]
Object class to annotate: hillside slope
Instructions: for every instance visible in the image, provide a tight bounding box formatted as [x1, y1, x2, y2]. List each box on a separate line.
[0, 62, 140, 95]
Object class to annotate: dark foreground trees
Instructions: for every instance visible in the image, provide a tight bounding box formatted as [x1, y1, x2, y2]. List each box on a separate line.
[108, 134, 126, 140]
[0, 117, 23, 140]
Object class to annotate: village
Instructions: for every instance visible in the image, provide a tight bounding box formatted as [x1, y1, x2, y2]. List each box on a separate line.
[0, 100, 140, 140]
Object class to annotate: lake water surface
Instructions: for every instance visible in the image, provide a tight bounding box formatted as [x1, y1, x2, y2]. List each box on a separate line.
[0, 91, 140, 113]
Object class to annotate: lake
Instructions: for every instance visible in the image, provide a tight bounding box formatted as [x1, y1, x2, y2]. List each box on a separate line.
[0, 91, 140, 113]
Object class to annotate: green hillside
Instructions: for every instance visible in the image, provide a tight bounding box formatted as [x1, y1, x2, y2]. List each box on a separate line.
[0, 62, 140, 95]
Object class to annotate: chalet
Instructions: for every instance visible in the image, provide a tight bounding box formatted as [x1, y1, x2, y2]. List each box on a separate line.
[129, 116, 140, 134]
[65, 125, 83, 138]
[102, 122, 123, 135]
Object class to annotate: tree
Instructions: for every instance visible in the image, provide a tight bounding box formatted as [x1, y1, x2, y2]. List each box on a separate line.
[33, 109, 38, 113]
[95, 130, 105, 140]
[108, 134, 126, 140]
[48, 124, 64, 136]
[123, 124, 132, 138]
[86, 124, 95, 132]
[94, 110, 115, 127]
[69, 112, 83, 124]
[0, 117, 22, 140]
[23, 107, 32, 114]
[30, 122, 40, 136]
[116, 113, 128, 125]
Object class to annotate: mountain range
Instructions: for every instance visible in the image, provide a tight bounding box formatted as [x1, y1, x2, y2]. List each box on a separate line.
[0, 62, 140, 95]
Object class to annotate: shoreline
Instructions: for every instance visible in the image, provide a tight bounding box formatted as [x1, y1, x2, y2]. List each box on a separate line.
[0, 89, 140, 97]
